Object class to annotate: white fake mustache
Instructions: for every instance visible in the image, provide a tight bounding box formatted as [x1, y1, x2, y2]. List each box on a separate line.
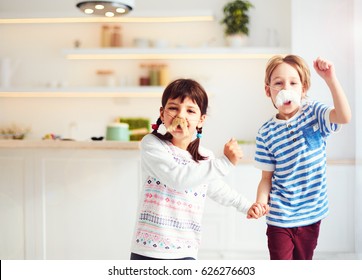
[275, 90, 302, 108]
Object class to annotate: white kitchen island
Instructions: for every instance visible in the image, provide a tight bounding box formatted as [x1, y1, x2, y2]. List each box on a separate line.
[0, 140, 141, 260]
[0, 140, 356, 259]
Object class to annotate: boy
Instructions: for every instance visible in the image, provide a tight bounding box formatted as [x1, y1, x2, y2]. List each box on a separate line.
[254, 55, 351, 260]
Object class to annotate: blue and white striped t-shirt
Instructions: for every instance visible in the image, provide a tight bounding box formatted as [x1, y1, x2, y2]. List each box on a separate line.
[254, 100, 340, 228]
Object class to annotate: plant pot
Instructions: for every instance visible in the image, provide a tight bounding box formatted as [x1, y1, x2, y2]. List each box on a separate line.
[225, 34, 248, 47]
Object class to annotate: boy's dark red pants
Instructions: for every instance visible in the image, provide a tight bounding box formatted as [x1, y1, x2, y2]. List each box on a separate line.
[266, 220, 321, 260]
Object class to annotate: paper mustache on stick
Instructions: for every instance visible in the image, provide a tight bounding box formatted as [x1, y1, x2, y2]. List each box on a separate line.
[167, 117, 189, 136]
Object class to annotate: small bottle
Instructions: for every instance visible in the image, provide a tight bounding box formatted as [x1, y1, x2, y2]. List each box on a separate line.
[149, 64, 159, 86]
[139, 64, 150, 86]
[101, 25, 111, 48]
[159, 64, 170, 86]
[74, 40, 81, 48]
[96, 69, 115, 87]
[110, 25, 122, 47]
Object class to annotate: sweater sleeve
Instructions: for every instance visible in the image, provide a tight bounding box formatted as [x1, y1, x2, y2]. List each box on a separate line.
[207, 179, 253, 215]
[141, 134, 235, 191]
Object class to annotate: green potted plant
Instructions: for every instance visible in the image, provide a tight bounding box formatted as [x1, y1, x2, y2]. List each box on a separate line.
[220, 0, 254, 47]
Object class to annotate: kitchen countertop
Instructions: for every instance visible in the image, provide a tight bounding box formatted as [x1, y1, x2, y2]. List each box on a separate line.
[0, 139, 141, 150]
[0, 139, 355, 165]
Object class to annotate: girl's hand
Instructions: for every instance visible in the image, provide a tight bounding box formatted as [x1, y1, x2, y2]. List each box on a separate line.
[247, 203, 269, 219]
[224, 138, 243, 165]
[313, 56, 336, 81]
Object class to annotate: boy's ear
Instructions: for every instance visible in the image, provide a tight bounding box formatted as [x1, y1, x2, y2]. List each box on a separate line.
[265, 85, 271, 97]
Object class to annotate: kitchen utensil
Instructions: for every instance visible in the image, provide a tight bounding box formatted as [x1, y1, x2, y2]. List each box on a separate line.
[0, 58, 20, 88]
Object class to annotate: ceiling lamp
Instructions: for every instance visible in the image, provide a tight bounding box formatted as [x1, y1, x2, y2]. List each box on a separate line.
[76, 0, 135, 17]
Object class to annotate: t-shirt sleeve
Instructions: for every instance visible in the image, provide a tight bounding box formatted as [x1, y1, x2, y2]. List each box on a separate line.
[312, 101, 341, 136]
[254, 129, 276, 172]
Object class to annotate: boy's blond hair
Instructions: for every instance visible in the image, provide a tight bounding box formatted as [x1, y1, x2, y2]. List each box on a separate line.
[265, 54, 311, 91]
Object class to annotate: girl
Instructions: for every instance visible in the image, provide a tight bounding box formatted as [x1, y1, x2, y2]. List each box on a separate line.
[130, 78, 266, 260]
[254, 55, 351, 259]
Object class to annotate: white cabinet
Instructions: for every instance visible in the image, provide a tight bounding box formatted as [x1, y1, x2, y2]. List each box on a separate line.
[199, 163, 356, 260]
[199, 165, 268, 259]
[317, 165, 355, 254]
[0, 149, 355, 260]
[0, 153, 29, 259]
[0, 148, 141, 260]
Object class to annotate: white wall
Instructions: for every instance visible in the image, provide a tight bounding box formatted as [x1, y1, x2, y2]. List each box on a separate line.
[354, 0, 362, 258]
[0, 0, 291, 153]
[291, 0, 355, 160]
[292, 0, 358, 257]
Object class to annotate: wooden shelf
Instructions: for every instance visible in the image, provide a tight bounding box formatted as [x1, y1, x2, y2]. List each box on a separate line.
[63, 47, 290, 60]
[0, 11, 215, 24]
[0, 139, 141, 150]
[1, 48, 290, 98]
[0, 86, 164, 98]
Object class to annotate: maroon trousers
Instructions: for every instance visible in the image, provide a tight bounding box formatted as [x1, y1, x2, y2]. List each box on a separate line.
[266, 221, 321, 260]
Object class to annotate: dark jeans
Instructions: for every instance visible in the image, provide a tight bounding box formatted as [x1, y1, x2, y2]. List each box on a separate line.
[130, 252, 195, 260]
[267, 221, 321, 260]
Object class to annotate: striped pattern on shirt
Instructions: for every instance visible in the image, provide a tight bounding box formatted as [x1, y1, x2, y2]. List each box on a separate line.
[254, 100, 340, 228]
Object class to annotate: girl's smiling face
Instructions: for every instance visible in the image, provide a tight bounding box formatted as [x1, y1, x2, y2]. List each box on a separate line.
[160, 96, 205, 147]
[266, 62, 306, 120]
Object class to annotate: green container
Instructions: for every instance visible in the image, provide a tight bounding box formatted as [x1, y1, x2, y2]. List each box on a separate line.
[106, 123, 130, 141]
[118, 117, 150, 141]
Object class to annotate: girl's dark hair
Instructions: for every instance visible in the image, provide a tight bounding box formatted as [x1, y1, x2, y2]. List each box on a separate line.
[152, 78, 208, 162]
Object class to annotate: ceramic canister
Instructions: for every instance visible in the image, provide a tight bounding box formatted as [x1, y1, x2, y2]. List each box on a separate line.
[106, 123, 130, 141]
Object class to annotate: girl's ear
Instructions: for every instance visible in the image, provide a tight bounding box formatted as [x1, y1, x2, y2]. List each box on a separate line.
[159, 107, 164, 122]
[265, 85, 271, 97]
[198, 114, 206, 128]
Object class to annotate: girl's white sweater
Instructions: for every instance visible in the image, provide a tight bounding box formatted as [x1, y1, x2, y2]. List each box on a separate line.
[130, 134, 252, 259]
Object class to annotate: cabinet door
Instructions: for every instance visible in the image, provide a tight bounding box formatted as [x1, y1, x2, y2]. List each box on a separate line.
[199, 165, 269, 259]
[0, 154, 27, 259]
[40, 150, 140, 259]
[223, 165, 269, 257]
[199, 196, 229, 259]
[316, 165, 355, 255]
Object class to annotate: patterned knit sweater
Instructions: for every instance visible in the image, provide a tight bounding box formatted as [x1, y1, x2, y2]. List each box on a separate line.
[131, 134, 252, 259]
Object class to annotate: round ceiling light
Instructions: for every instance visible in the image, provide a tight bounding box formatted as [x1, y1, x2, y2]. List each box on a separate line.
[76, 0, 135, 17]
